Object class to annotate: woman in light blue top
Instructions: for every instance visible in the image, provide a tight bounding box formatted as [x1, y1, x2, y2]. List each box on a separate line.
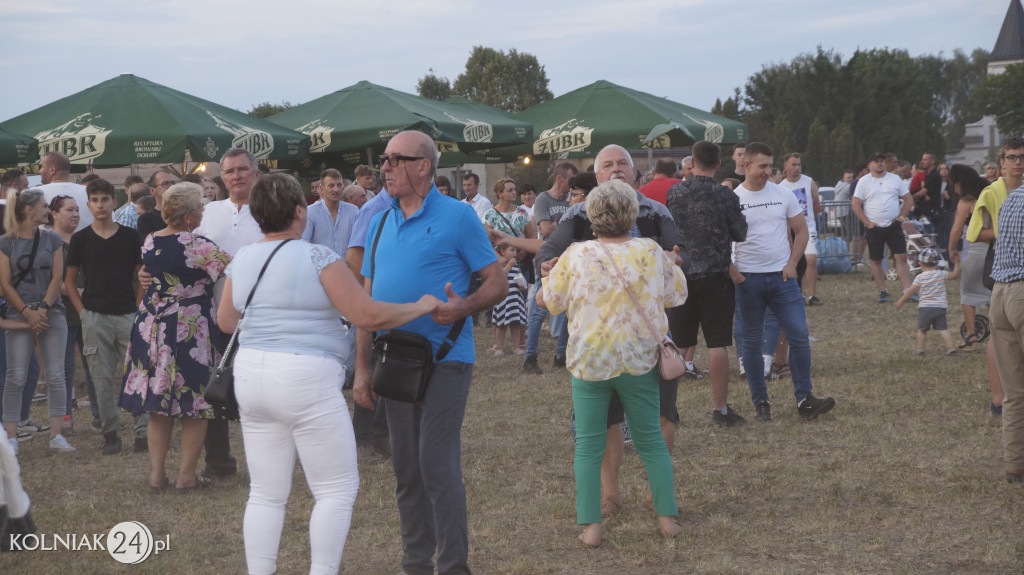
[216, 173, 440, 575]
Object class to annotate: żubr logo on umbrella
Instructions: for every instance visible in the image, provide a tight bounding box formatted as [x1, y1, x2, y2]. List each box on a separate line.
[532, 119, 593, 156]
[34, 113, 112, 163]
[683, 113, 725, 143]
[443, 112, 494, 143]
[296, 119, 333, 153]
[207, 112, 276, 159]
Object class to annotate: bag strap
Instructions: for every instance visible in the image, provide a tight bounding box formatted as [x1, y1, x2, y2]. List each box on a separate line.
[594, 239, 673, 351]
[370, 210, 390, 281]
[496, 211, 520, 238]
[369, 209, 465, 363]
[217, 238, 294, 369]
[11, 229, 41, 290]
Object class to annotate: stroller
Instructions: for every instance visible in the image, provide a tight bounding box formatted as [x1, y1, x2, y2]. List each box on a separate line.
[885, 219, 948, 279]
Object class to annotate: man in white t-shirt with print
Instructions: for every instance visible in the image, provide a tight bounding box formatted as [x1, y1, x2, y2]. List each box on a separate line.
[851, 151, 914, 303]
[37, 151, 93, 231]
[733, 142, 836, 422]
[778, 152, 822, 305]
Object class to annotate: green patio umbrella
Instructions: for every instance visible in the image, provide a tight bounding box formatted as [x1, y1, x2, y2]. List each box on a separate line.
[0, 74, 309, 166]
[0, 126, 38, 166]
[265, 81, 532, 167]
[507, 80, 748, 159]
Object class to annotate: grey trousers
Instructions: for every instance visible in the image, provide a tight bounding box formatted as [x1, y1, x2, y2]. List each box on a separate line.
[81, 310, 147, 438]
[2, 309, 68, 422]
[384, 361, 473, 575]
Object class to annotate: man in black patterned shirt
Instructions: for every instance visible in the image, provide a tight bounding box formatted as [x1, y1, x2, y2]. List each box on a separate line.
[667, 141, 748, 426]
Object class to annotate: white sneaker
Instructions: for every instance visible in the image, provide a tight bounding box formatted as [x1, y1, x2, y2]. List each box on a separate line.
[49, 434, 76, 452]
[738, 356, 746, 375]
[763, 355, 774, 377]
[8, 437, 18, 455]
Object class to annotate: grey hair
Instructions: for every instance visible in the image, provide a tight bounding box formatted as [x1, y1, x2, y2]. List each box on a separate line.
[595, 145, 634, 169]
[585, 180, 639, 238]
[221, 148, 258, 170]
[161, 183, 204, 228]
[682, 156, 693, 168]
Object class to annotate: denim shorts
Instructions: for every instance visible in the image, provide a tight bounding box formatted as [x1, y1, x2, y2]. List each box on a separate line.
[917, 307, 947, 332]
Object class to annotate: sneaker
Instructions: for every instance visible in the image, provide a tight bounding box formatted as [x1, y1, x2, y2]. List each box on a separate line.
[913, 349, 925, 356]
[711, 405, 746, 427]
[798, 393, 836, 420]
[738, 358, 746, 376]
[32, 391, 47, 403]
[878, 290, 889, 303]
[523, 355, 542, 374]
[682, 367, 704, 380]
[18, 419, 50, 434]
[806, 295, 823, 306]
[101, 432, 122, 456]
[754, 399, 772, 422]
[49, 434, 76, 452]
[552, 356, 566, 368]
[910, 293, 920, 303]
[945, 349, 959, 357]
[7, 437, 18, 456]
[134, 437, 148, 453]
[16, 429, 34, 442]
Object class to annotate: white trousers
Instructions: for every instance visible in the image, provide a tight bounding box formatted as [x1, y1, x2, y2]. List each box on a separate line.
[234, 349, 359, 575]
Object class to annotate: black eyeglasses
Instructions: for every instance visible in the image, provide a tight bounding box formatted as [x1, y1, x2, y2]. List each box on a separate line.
[1002, 154, 1024, 163]
[378, 154, 424, 167]
[156, 180, 180, 188]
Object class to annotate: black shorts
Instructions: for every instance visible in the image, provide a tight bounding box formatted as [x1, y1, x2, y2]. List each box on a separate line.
[668, 273, 735, 348]
[917, 307, 948, 331]
[607, 375, 679, 427]
[865, 221, 907, 261]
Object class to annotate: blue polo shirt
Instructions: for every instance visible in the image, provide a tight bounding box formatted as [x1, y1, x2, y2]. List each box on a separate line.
[348, 188, 393, 250]
[362, 186, 497, 364]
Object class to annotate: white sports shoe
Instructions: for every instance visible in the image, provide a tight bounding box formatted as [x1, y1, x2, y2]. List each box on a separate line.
[8, 437, 19, 456]
[49, 434, 76, 452]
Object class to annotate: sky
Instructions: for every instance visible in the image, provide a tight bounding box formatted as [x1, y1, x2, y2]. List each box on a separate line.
[0, 0, 1012, 124]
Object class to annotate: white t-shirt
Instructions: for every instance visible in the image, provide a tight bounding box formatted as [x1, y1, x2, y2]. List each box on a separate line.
[38, 182, 93, 231]
[853, 172, 908, 226]
[733, 181, 802, 273]
[194, 199, 264, 306]
[778, 174, 816, 228]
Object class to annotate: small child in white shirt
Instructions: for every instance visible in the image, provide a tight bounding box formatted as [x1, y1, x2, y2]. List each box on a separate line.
[895, 247, 961, 355]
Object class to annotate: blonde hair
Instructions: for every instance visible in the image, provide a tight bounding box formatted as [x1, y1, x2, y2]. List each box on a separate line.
[585, 180, 638, 237]
[161, 182, 204, 228]
[492, 177, 515, 197]
[3, 188, 45, 234]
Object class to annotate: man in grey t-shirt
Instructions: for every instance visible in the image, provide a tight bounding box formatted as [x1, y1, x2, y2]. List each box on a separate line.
[522, 161, 578, 374]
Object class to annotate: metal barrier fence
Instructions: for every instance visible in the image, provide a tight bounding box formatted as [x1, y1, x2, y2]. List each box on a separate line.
[815, 200, 865, 272]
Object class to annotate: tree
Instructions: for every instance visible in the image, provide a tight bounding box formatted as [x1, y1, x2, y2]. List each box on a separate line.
[416, 69, 452, 101]
[974, 61, 1024, 138]
[247, 101, 293, 119]
[710, 88, 741, 120]
[452, 46, 553, 113]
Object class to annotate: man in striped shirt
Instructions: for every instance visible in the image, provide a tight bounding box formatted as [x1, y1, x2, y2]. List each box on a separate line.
[302, 168, 358, 256]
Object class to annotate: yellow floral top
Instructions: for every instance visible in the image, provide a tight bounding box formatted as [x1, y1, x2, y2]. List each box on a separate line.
[542, 238, 687, 381]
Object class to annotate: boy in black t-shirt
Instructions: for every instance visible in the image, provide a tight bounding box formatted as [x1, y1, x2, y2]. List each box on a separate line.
[65, 179, 146, 455]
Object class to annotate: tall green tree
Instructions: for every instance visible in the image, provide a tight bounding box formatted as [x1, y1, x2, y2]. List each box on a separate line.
[973, 61, 1024, 138]
[247, 101, 293, 119]
[416, 69, 452, 101]
[452, 46, 553, 113]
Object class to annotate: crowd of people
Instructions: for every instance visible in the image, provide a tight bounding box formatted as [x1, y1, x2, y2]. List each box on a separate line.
[0, 128, 1022, 573]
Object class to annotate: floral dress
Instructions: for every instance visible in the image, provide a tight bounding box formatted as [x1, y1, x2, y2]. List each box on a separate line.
[119, 233, 231, 418]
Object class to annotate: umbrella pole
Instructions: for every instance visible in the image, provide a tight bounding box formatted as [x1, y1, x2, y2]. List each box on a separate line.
[456, 164, 462, 200]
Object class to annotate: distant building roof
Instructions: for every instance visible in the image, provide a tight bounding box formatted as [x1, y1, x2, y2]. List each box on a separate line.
[991, 0, 1024, 61]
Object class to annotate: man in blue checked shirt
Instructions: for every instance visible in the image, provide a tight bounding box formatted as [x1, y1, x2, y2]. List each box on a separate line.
[991, 183, 1024, 484]
[302, 168, 359, 256]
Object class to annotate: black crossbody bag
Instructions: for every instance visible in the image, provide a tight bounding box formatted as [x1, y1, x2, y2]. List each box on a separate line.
[206, 239, 293, 420]
[369, 211, 465, 402]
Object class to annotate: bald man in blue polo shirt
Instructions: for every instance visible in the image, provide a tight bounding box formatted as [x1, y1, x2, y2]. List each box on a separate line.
[353, 130, 506, 575]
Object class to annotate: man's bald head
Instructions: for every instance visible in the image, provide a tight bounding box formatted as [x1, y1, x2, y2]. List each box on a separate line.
[594, 145, 635, 186]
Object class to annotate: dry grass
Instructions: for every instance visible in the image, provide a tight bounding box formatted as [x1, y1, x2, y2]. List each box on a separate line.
[8, 269, 1024, 574]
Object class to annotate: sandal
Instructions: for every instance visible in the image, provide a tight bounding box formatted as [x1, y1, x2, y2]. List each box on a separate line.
[148, 478, 170, 494]
[959, 333, 980, 349]
[486, 347, 504, 356]
[514, 346, 527, 356]
[770, 362, 790, 376]
[176, 475, 212, 492]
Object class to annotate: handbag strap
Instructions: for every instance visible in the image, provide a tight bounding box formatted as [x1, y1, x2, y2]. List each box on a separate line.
[217, 238, 294, 369]
[369, 208, 465, 363]
[11, 229, 41, 290]
[496, 211, 520, 238]
[594, 239, 671, 350]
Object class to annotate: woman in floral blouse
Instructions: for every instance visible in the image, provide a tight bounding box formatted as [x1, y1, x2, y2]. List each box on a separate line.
[120, 183, 231, 492]
[539, 180, 687, 547]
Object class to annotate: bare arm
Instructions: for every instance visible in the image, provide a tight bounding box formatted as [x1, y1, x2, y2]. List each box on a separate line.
[785, 215, 808, 281]
[321, 260, 440, 331]
[64, 265, 85, 314]
[898, 193, 914, 219]
[352, 278, 376, 410]
[0, 250, 47, 333]
[811, 181, 822, 216]
[947, 200, 971, 257]
[488, 228, 544, 254]
[894, 284, 920, 309]
[431, 260, 508, 325]
[851, 197, 874, 228]
[538, 220, 557, 238]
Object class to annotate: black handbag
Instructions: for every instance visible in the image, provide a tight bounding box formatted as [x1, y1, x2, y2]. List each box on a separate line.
[982, 241, 996, 290]
[206, 239, 292, 420]
[367, 212, 464, 402]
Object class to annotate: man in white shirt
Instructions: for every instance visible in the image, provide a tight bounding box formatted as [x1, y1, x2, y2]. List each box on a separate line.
[461, 172, 491, 221]
[193, 148, 264, 479]
[778, 152, 823, 305]
[37, 152, 93, 231]
[851, 152, 914, 303]
[733, 142, 836, 423]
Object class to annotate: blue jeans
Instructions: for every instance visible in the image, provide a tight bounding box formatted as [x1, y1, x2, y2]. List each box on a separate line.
[736, 272, 813, 405]
[733, 299, 782, 358]
[0, 330, 41, 421]
[525, 285, 568, 358]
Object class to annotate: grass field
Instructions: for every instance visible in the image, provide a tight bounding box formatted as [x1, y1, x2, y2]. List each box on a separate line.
[7, 269, 1024, 574]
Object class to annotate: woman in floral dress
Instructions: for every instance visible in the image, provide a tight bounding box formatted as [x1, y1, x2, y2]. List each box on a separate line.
[120, 183, 231, 491]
